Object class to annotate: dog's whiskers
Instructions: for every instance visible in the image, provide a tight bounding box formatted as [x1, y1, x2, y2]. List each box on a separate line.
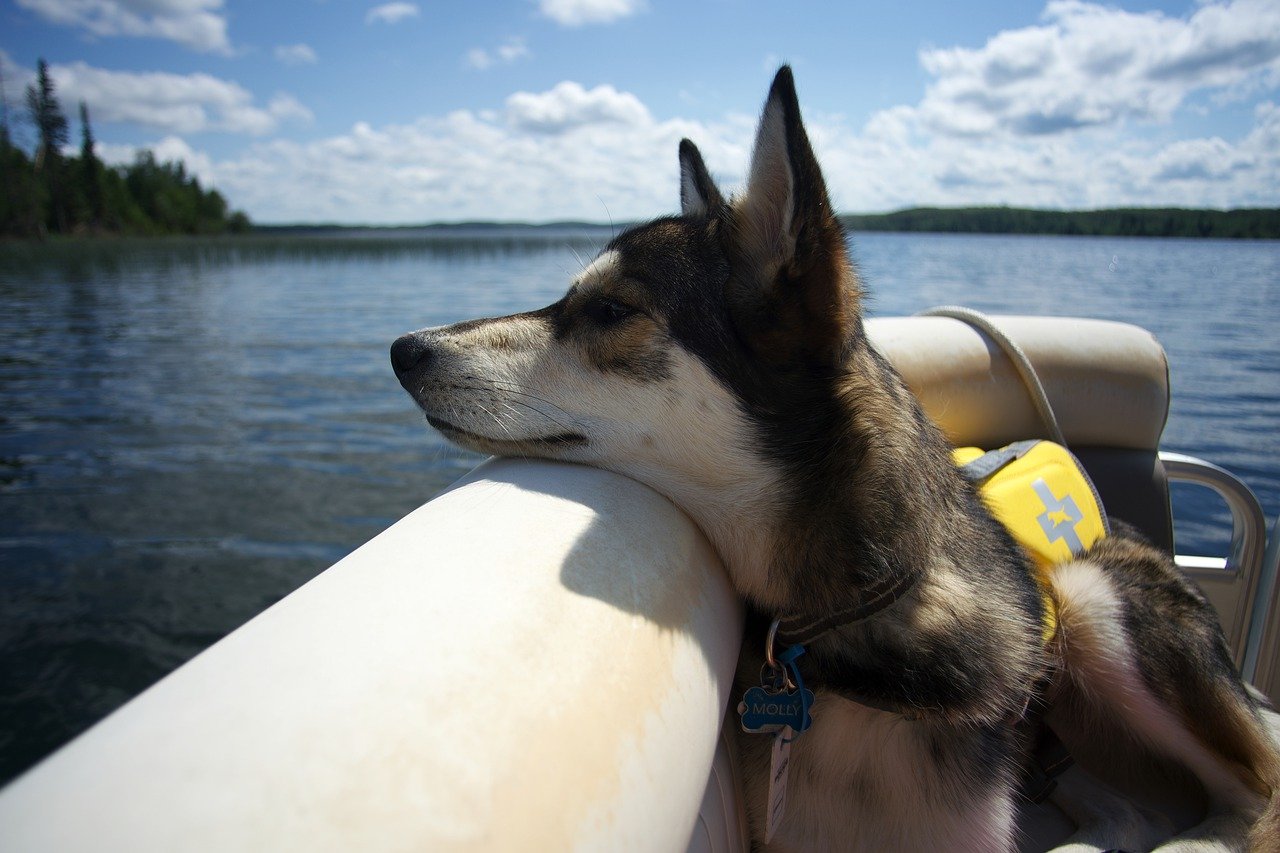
[487, 382, 578, 422]
[438, 381, 581, 438]
[452, 379, 580, 433]
[474, 400, 518, 441]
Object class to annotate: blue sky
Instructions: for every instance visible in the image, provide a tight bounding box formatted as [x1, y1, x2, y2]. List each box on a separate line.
[1, 0, 1277, 224]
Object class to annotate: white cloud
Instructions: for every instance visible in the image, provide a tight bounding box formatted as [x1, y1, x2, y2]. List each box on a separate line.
[538, 0, 644, 27]
[15, 0, 231, 54]
[275, 44, 318, 66]
[366, 2, 418, 25]
[88, 58, 1275, 225]
[765, 0, 1280, 214]
[505, 81, 651, 133]
[806, 103, 1280, 213]
[40, 60, 312, 135]
[914, 0, 1280, 137]
[466, 37, 531, 71]
[264, 93, 313, 126]
[172, 82, 741, 224]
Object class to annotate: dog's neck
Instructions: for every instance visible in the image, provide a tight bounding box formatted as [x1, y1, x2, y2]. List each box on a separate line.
[709, 340, 1045, 719]
[728, 342, 958, 617]
[622, 336, 1044, 721]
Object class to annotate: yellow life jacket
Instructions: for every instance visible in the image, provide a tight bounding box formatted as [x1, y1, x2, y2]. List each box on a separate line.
[953, 440, 1109, 645]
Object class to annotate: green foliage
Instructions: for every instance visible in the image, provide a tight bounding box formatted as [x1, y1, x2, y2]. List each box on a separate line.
[26, 60, 68, 162]
[0, 142, 44, 237]
[3, 58, 250, 239]
[841, 207, 1280, 239]
[79, 101, 105, 226]
[26, 60, 71, 232]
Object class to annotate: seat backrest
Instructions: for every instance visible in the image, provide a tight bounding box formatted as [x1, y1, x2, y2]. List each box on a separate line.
[866, 315, 1174, 551]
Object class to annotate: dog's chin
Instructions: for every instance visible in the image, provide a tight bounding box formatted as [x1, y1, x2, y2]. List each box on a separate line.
[425, 414, 588, 456]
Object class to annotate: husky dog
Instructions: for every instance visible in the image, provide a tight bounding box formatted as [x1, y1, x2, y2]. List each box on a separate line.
[392, 67, 1280, 851]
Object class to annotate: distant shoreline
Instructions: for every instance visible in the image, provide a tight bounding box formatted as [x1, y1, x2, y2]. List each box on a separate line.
[7, 207, 1278, 242]
[253, 221, 613, 234]
[840, 207, 1280, 240]
[251, 207, 1280, 240]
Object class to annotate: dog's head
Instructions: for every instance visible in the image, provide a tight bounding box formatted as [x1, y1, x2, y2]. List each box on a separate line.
[392, 67, 865, 578]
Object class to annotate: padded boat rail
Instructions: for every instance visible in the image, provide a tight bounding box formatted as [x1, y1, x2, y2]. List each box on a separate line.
[0, 460, 744, 851]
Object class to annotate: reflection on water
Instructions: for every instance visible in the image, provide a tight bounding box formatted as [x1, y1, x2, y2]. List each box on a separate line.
[0, 228, 1277, 785]
[0, 227, 619, 272]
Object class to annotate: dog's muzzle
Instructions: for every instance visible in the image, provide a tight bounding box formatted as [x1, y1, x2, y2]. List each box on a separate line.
[390, 333, 433, 386]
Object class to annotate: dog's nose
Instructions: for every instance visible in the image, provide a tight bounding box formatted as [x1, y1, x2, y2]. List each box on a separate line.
[390, 334, 432, 376]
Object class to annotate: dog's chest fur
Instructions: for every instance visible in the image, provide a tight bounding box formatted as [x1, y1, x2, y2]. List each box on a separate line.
[736, 695, 1020, 851]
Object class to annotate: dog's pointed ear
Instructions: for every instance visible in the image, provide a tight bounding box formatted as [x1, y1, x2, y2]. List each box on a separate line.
[730, 66, 859, 366]
[738, 65, 839, 275]
[679, 138, 724, 218]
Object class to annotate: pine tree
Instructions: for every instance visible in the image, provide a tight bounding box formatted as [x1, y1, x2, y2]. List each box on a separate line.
[80, 101, 105, 226]
[26, 59, 69, 232]
[26, 60, 68, 163]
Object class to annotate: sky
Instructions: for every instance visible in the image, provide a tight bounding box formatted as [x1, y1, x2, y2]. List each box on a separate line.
[1, 0, 1278, 224]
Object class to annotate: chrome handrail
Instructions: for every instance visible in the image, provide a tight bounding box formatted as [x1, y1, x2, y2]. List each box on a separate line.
[1243, 515, 1280, 688]
[1159, 451, 1269, 681]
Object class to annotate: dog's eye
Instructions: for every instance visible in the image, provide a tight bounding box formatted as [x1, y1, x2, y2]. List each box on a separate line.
[584, 296, 637, 326]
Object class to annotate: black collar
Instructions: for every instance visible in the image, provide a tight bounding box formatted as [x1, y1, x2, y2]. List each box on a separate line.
[773, 567, 919, 647]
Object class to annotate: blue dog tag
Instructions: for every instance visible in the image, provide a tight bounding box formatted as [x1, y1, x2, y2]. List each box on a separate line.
[740, 640, 814, 736]
[738, 685, 815, 734]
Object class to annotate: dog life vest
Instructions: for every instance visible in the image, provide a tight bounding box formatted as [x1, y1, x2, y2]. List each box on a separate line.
[954, 440, 1110, 645]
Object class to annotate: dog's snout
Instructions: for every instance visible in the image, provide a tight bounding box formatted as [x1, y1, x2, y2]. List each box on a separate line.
[390, 334, 432, 377]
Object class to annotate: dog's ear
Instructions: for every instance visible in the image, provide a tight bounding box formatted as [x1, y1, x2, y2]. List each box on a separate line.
[729, 66, 860, 366]
[679, 138, 724, 218]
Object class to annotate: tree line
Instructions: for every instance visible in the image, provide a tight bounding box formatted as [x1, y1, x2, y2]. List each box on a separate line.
[1, 59, 250, 239]
[841, 206, 1280, 239]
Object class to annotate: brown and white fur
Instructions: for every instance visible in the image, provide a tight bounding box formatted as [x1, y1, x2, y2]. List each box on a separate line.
[391, 67, 1280, 851]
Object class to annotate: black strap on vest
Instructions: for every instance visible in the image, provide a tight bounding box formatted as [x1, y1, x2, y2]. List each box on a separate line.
[959, 439, 1041, 483]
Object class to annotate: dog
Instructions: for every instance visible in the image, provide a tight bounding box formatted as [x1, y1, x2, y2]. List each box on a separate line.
[391, 67, 1280, 851]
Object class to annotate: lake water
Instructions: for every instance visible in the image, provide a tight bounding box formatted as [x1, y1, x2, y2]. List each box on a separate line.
[1, 229, 1278, 786]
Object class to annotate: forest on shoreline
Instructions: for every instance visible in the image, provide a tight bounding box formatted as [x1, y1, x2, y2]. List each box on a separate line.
[257, 208, 1280, 240]
[1, 60, 250, 239]
[840, 206, 1280, 239]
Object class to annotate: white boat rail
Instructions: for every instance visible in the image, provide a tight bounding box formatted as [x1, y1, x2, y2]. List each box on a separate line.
[0, 459, 745, 852]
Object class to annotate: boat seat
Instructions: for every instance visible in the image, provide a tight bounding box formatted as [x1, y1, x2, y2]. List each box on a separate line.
[869, 314, 1272, 685]
[869, 315, 1174, 552]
